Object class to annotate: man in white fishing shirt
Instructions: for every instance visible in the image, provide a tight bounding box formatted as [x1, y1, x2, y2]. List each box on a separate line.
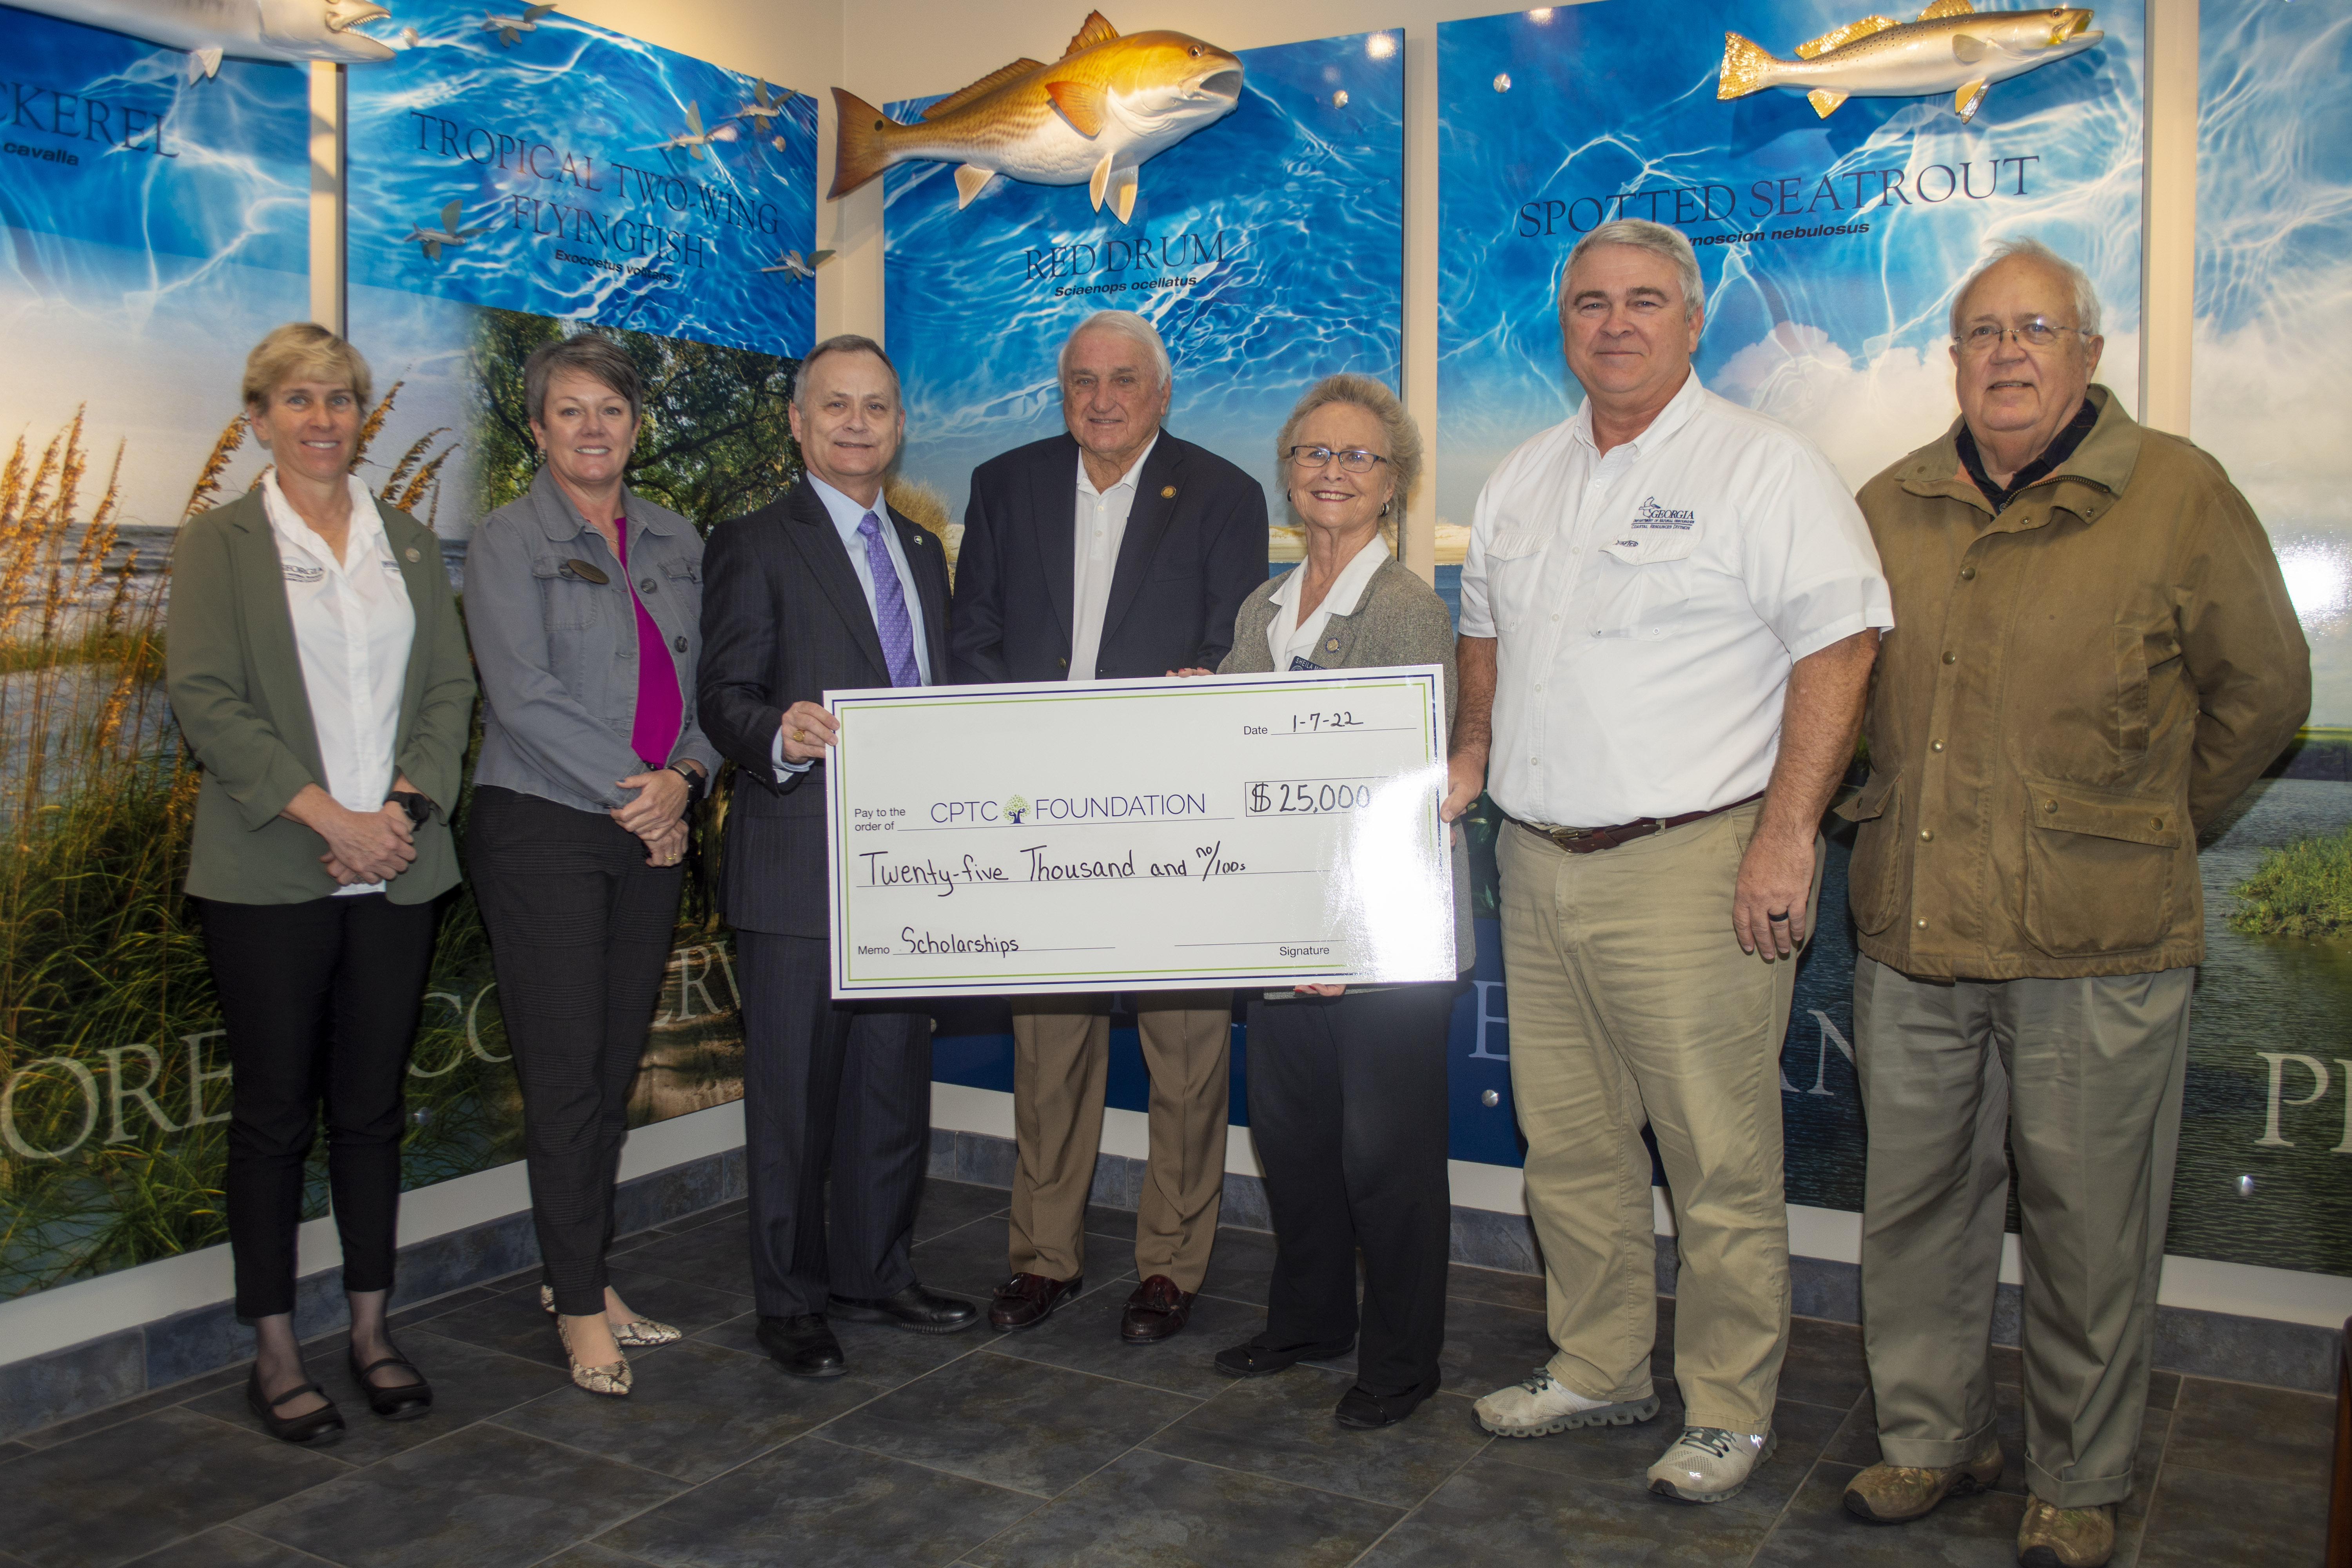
[1445, 218, 1891, 1504]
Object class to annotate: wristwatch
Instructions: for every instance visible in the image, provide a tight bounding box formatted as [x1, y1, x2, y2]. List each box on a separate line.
[387, 790, 433, 826]
[668, 760, 707, 803]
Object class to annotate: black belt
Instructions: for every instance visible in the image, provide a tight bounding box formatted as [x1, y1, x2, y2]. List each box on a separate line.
[1514, 791, 1765, 855]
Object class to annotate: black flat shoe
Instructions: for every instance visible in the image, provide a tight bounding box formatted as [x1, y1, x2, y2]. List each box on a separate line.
[828, 1283, 980, 1335]
[756, 1313, 847, 1377]
[1335, 1372, 1441, 1429]
[348, 1347, 434, 1419]
[1214, 1338, 1355, 1378]
[245, 1370, 345, 1446]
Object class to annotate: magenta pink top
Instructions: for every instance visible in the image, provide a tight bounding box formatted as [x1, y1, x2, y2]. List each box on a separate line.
[613, 521, 684, 767]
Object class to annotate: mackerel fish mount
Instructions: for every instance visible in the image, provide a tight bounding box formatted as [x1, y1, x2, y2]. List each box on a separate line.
[827, 10, 1243, 226]
[1718, 0, 2102, 123]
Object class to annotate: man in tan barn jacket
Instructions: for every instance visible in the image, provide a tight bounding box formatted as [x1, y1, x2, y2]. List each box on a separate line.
[1838, 238, 2309, 1568]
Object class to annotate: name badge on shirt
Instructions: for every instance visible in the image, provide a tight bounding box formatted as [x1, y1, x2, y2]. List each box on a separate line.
[282, 563, 323, 583]
[1288, 655, 1323, 671]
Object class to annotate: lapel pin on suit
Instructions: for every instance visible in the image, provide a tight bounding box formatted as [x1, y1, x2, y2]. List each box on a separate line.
[1324, 635, 1341, 653]
[405, 546, 421, 562]
[1160, 485, 1177, 499]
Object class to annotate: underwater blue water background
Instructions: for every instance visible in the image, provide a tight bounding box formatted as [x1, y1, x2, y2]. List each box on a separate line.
[1435, 0, 2143, 525]
[882, 29, 1404, 530]
[2192, 0, 2352, 724]
[345, 0, 818, 357]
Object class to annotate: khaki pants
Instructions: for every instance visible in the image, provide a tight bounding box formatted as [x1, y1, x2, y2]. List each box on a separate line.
[1496, 803, 1817, 1434]
[1008, 993, 1230, 1290]
[1854, 956, 2192, 1509]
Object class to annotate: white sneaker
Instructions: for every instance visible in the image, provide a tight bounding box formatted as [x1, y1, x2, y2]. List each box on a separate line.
[1474, 1368, 1662, 1438]
[1646, 1426, 1778, 1503]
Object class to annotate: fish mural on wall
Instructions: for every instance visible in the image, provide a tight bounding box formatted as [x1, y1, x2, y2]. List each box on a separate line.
[760, 248, 833, 283]
[828, 9, 1243, 226]
[481, 2, 555, 48]
[402, 198, 483, 260]
[1719, 0, 2102, 122]
[8, 0, 396, 82]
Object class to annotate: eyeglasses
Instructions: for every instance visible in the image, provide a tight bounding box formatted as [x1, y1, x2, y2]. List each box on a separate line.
[1286, 445, 1389, 473]
[1955, 319, 2094, 355]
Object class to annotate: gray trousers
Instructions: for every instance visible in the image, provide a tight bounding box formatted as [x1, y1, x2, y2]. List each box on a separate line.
[1853, 956, 2193, 1509]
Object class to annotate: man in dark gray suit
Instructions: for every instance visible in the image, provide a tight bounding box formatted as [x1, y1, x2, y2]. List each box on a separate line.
[698, 334, 976, 1377]
[949, 310, 1267, 1345]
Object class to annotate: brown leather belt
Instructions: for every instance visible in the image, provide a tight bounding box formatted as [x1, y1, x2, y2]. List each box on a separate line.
[1514, 791, 1765, 855]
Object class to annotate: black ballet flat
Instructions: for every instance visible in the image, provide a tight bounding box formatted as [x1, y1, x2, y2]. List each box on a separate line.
[245, 1370, 346, 1445]
[347, 1347, 434, 1420]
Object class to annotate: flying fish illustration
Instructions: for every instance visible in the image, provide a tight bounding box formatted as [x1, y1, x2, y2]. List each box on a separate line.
[827, 10, 1243, 226]
[402, 200, 485, 261]
[481, 2, 555, 47]
[1718, 0, 2102, 123]
[8, 0, 395, 83]
[657, 102, 739, 160]
[760, 249, 835, 283]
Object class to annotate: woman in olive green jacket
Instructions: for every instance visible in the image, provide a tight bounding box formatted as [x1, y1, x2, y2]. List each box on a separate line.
[165, 323, 475, 1446]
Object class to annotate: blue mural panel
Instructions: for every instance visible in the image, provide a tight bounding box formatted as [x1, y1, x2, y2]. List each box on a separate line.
[345, 0, 819, 356]
[882, 28, 1404, 531]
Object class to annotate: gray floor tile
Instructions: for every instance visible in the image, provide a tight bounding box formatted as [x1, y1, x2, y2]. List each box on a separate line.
[987, 1285, 1267, 1398]
[385, 1285, 500, 1334]
[604, 1218, 755, 1298]
[1748, 1459, 2028, 1567]
[492, 1337, 876, 1483]
[2, 1405, 350, 1568]
[694, 1308, 995, 1392]
[1446, 1263, 1548, 1314]
[599, 1434, 1038, 1568]
[2145, 1370, 2181, 1411]
[0, 1438, 30, 1465]
[2160, 1377, 2333, 1488]
[1144, 1365, 1489, 1508]
[969, 1447, 1401, 1568]
[1484, 1379, 1843, 1515]
[534, 1545, 656, 1568]
[1193, 1228, 1279, 1308]
[184, 1330, 568, 1465]
[1779, 1315, 1871, 1409]
[917, 1180, 1011, 1243]
[1360, 1448, 1779, 1567]
[120, 1526, 336, 1566]
[407, 1283, 578, 1370]
[15, 1365, 250, 1450]
[659, 1198, 748, 1234]
[239, 1423, 682, 1568]
[824, 1348, 1199, 1497]
[2136, 1461, 2329, 1568]
[911, 1218, 1025, 1302]
[1437, 1295, 1557, 1396]
[599, 1268, 758, 1337]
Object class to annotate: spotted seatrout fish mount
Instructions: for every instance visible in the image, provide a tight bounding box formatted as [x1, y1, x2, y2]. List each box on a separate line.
[828, 9, 1243, 225]
[1719, 0, 2103, 122]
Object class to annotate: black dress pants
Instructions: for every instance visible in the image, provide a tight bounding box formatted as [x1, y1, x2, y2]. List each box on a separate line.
[737, 930, 932, 1318]
[197, 892, 441, 1322]
[1245, 982, 1457, 1391]
[467, 787, 685, 1316]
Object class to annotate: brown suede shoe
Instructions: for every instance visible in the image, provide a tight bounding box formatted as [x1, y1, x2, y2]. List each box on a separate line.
[988, 1272, 1083, 1331]
[2016, 1496, 2115, 1568]
[1842, 1438, 2006, 1523]
[1119, 1275, 1195, 1343]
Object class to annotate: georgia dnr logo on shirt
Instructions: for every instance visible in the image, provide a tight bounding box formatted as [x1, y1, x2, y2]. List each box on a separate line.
[282, 563, 323, 583]
[1630, 497, 1697, 530]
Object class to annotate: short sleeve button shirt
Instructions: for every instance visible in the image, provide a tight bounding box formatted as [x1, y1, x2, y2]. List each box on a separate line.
[1459, 372, 1892, 827]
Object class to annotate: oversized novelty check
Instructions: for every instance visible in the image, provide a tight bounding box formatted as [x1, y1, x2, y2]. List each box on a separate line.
[824, 668, 1454, 998]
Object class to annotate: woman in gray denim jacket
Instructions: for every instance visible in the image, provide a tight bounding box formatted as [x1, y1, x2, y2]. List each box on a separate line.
[463, 334, 721, 1398]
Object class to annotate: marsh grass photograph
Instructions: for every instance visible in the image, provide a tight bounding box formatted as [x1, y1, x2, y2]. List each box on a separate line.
[0, 310, 807, 1302]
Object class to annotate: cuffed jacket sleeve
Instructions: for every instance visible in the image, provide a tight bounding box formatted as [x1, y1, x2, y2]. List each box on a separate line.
[165, 508, 319, 831]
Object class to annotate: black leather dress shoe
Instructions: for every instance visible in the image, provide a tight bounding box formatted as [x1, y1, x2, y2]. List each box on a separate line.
[755, 1314, 846, 1377]
[828, 1283, 980, 1335]
[1214, 1337, 1356, 1378]
[1335, 1372, 1442, 1429]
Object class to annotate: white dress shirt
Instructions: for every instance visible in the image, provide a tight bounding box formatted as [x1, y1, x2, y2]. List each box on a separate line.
[1068, 434, 1158, 680]
[775, 474, 933, 779]
[1459, 372, 1892, 827]
[260, 472, 416, 895]
[1267, 534, 1390, 668]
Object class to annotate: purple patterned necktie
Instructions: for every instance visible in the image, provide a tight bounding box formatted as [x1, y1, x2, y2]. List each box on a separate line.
[858, 511, 922, 687]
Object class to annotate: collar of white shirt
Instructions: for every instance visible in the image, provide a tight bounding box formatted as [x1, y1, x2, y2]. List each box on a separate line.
[1270, 534, 1388, 617]
[806, 472, 893, 548]
[1568, 366, 1706, 457]
[1076, 433, 1159, 501]
[260, 471, 385, 570]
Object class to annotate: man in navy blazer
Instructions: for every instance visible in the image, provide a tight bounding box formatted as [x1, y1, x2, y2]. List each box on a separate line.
[949, 310, 1267, 1345]
[699, 335, 977, 1377]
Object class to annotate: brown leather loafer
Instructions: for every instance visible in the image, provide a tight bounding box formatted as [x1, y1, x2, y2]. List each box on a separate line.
[989, 1272, 1083, 1331]
[1119, 1274, 1196, 1343]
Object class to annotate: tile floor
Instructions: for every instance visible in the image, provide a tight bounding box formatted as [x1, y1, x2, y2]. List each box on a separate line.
[2, 1181, 2334, 1568]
